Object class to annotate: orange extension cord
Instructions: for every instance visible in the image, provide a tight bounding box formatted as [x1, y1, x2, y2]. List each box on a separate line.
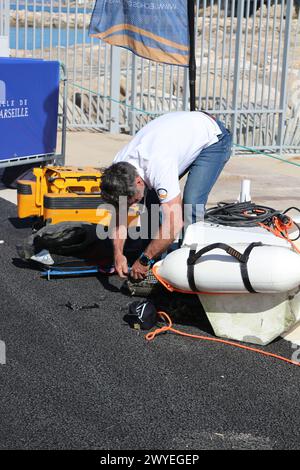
[146, 311, 300, 368]
[259, 216, 300, 254]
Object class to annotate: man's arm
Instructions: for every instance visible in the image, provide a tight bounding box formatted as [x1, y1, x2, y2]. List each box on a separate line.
[144, 194, 183, 258]
[112, 224, 128, 278]
[130, 194, 183, 280]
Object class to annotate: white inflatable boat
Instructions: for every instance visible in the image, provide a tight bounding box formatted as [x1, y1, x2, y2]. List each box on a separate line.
[152, 219, 300, 345]
[153, 222, 300, 294]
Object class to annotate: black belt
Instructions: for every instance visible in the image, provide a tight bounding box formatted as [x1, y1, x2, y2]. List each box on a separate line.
[187, 242, 263, 293]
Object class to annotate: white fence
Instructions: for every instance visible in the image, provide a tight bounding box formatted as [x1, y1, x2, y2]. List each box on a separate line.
[8, 0, 300, 154]
[0, 0, 9, 35]
[0, 0, 10, 55]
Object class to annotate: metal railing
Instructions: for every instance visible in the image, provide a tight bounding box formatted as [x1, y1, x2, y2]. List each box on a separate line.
[194, 0, 298, 154]
[0, 0, 9, 36]
[0, 0, 10, 56]
[9, 0, 300, 154]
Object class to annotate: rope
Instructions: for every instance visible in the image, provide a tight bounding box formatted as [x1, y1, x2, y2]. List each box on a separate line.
[72, 82, 160, 116]
[146, 311, 300, 368]
[233, 143, 300, 169]
[70, 82, 300, 167]
[258, 220, 300, 254]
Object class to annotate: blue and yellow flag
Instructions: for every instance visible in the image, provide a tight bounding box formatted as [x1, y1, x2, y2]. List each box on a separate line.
[89, 1, 189, 66]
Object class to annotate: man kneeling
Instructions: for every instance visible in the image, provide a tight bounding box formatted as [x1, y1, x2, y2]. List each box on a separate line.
[100, 111, 232, 280]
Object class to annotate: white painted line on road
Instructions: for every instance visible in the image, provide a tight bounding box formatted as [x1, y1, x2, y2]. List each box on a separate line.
[0, 189, 17, 205]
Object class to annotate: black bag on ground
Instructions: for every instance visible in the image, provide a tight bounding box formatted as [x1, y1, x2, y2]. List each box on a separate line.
[124, 300, 158, 330]
[18, 221, 99, 258]
[35, 222, 97, 254]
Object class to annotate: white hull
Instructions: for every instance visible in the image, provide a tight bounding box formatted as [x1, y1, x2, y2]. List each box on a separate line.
[155, 222, 300, 294]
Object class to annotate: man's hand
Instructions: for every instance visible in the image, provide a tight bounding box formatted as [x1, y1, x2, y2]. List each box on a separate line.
[130, 259, 149, 281]
[114, 253, 129, 278]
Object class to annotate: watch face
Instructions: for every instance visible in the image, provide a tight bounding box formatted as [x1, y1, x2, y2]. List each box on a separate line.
[139, 254, 150, 266]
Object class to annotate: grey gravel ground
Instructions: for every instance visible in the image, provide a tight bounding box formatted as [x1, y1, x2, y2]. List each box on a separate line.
[0, 197, 299, 450]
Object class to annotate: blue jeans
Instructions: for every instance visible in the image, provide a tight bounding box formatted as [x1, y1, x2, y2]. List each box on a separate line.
[141, 119, 232, 249]
[182, 119, 232, 224]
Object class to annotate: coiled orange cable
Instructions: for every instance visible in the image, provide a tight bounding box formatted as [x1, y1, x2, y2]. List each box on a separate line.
[259, 216, 300, 254]
[146, 311, 300, 368]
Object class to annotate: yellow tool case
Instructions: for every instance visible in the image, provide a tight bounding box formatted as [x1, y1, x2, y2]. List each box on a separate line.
[17, 165, 139, 226]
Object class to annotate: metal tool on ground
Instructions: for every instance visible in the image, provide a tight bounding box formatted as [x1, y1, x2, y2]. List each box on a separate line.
[125, 270, 160, 296]
[65, 301, 103, 311]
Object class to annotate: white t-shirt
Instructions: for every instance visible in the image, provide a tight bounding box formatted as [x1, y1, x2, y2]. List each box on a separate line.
[113, 111, 222, 203]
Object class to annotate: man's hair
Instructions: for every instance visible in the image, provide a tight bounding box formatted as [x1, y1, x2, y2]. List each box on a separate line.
[100, 162, 138, 206]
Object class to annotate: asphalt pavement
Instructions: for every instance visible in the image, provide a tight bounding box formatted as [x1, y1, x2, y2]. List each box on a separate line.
[0, 197, 299, 450]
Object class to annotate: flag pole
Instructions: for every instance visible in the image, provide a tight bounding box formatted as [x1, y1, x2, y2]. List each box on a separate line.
[188, 0, 196, 111]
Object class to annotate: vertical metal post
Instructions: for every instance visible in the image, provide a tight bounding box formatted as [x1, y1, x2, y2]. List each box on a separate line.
[0, 0, 9, 57]
[59, 63, 68, 166]
[109, 46, 121, 134]
[188, 0, 196, 111]
[54, 63, 67, 166]
[231, 0, 244, 155]
[277, 0, 293, 154]
[183, 67, 190, 110]
[129, 53, 137, 135]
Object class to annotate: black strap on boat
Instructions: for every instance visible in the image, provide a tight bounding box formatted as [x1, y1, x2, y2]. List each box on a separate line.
[187, 242, 263, 293]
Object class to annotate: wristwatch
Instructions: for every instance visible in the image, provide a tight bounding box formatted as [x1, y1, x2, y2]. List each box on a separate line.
[138, 252, 155, 267]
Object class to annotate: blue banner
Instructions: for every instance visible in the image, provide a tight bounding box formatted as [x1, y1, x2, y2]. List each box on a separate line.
[89, 0, 189, 66]
[0, 58, 59, 161]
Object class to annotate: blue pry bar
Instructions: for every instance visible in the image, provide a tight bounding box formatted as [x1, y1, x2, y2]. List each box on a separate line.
[41, 266, 101, 280]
